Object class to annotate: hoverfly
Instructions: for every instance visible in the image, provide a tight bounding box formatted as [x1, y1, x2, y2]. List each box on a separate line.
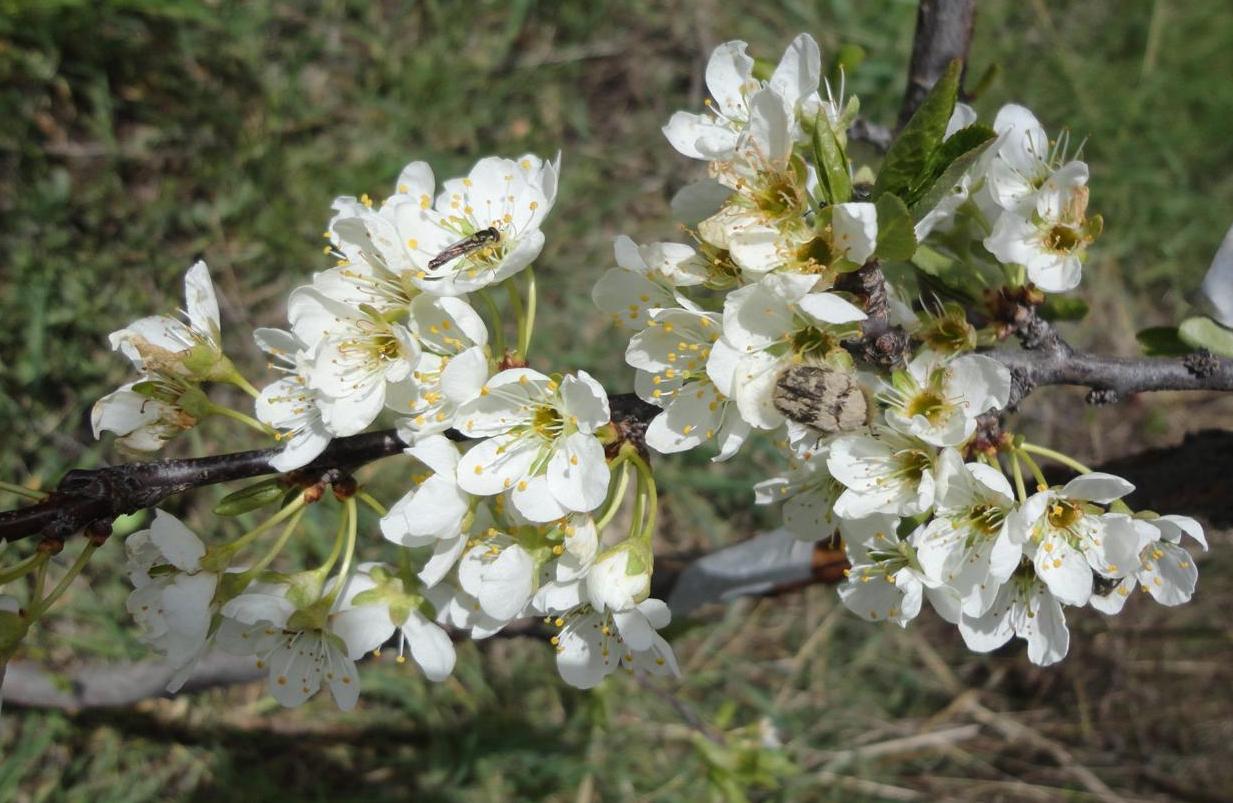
[427, 227, 501, 270]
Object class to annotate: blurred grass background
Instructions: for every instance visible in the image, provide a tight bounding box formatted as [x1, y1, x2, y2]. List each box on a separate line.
[1, 0, 1232, 800]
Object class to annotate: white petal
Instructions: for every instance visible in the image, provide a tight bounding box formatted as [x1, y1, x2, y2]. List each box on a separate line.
[1062, 472, 1134, 504]
[547, 432, 610, 514]
[403, 611, 456, 681]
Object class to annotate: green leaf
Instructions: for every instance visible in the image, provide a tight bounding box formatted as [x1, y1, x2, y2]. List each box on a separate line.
[874, 60, 961, 200]
[911, 244, 981, 301]
[214, 478, 286, 516]
[1179, 316, 1233, 357]
[811, 112, 852, 205]
[873, 193, 916, 261]
[1136, 326, 1192, 356]
[909, 124, 996, 214]
[1039, 295, 1090, 322]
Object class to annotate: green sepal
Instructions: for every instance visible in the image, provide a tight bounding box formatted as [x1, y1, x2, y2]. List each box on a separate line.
[874, 60, 961, 200]
[811, 111, 852, 205]
[214, 478, 286, 517]
[1179, 316, 1233, 357]
[1135, 326, 1191, 356]
[873, 193, 917, 261]
[1038, 295, 1090, 322]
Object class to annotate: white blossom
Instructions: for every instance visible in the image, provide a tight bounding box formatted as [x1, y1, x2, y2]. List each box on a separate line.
[1014, 473, 1151, 606]
[592, 236, 709, 330]
[958, 569, 1070, 666]
[288, 287, 421, 436]
[662, 34, 826, 161]
[881, 352, 1011, 447]
[554, 598, 679, 689]
[627, 307, 749, 460]
[1091, 515, 1206, 614]
[380, 435, 472, 587]
[827, 429, 948, 519]
[253, 328, 331, 472]
[456, 369, 611, 522]
[913, 455, 1024, 616]
[330, 563, 456, 682]
[124, 510, 219, 692]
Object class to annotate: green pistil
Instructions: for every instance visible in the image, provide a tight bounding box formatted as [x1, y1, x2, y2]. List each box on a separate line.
[531, 405, 565, 440]
[1044, 224, 1080, 253]
[791, 324, 839, 357]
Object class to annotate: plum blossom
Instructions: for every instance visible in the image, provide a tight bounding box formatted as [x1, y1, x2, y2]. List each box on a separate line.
[663, 34, 826, 162]
[387, 155, 560, 296]
[124, 511, 219, 692]
[554, 598, 679, 689]
[626, 307, 749, 460]
[718, 273, 866, 429]
[827, 429, 949, 519]
[984, 160, 1099, 293]
[380, 435, 472, 587]
[330, 563, 456, 682]
[455, 369, 611, 522]
[881, 352, 1011, 447]
[837, 514, 959, 626]
[1014, 473, 1151, 606]
[754, 446, 843, 540]
[592, 236, 709, 330]
[253, 328, 331, 472]
[1091, 515, 1206, 614]
[913, 455, 1024, 616]
[288, 287, 420, 436]
[216, 584, 362, 710]
[958, 568, 1071, 666]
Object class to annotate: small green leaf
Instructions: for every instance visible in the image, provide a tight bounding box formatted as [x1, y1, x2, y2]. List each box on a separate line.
[214, 478, 285, 516]
[1179, 316, 1233, 357]
[1136, 326, 1191, 356]
[873, 193, 917, 261]
[874, 60, 961, 200]
[1039, 295, 1090, 322]
[811, 112, 852, 205]
[909, 124, 995, 214]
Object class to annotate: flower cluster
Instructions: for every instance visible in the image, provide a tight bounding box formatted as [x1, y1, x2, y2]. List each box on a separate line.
[95, 152, 678, 708]
[76, 32, 1210, 715]
[606, 35, 1205, 665]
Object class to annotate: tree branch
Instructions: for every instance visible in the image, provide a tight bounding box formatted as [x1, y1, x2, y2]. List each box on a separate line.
[0, 395, 661, 544]
[898, 0, 977, 125]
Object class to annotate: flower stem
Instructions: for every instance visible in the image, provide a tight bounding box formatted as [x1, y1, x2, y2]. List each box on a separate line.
[0, 551, 49, 586]
[624, 449, 659, 544]
[237, 505, 306, 583]
[1010, 451, 1029, 503]
[1014, 448, 1049, 491]
[218, 493, 309, 561]
[316, 502, 351, 581]
[507, 277, 526, 359]
[0, 482, 47, 501]
[476, 289, 506, 356]
[227, 370, 263, 401]
[31, 543, 98, 617]
[357, 490, 388, 517]
[520, 267, 537, 359]
[593, 459, 630, 532]
[1019, 442, 1092, 475]
[321, 498, 359, 608]
[207, 401, 276, 437]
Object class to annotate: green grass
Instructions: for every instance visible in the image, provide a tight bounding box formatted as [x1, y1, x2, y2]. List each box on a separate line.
[2, 1, 1232, 800]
